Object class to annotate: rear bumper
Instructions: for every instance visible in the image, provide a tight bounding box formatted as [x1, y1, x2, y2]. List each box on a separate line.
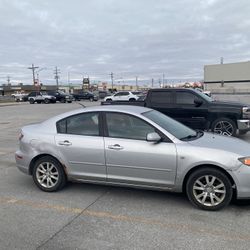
[237, 119, 250, 131]
[15, 151, 31, 175]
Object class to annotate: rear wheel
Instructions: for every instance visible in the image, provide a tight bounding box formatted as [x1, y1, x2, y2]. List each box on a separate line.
[186, 168, 233, 211]
[89, 97, 94, 102]
[32, 156, 67, 192]
[29, 98, 35, 104]
[211, 118, 236, 136]
[44, 98, 50, 104]
[129, 98, 136, 101]
[106, 98, 112, 101]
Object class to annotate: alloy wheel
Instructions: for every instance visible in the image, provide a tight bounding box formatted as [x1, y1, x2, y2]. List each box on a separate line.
[193, 175, 226, 207]
[36, 162, 59, 188]
[213, 121, 234, 136]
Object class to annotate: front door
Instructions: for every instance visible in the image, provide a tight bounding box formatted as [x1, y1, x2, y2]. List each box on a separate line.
[104, 112, 177, 187]
[55, 112, 106, 180]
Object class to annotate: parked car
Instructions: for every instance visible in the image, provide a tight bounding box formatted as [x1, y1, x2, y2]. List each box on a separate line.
[11, 93, 28, 102]
[72, 91, 98, 101]
[47, 90, 73, 103]
[104, 91, 140, 102]
[15, 105, 250, 211]
[27, 91, 56, 104]
[102, 88, 250, 136]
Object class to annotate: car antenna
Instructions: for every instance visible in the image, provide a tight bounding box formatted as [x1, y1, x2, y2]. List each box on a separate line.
[77, 102, 86, 108]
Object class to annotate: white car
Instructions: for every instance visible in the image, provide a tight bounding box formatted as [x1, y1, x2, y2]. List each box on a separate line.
[104, 91, 139, 102]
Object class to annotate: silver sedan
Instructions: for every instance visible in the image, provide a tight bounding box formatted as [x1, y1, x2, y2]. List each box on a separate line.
[15, 105, 250, 210]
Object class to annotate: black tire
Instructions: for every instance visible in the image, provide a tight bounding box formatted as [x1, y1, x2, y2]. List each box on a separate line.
[106, 98, 112, 101]
[211, 118, 237, 136]
[129, 98, 136, 101]
[89, 97, 94, 102]
[29, 98, 35, 104]
[44, 98, 50, 104]
[186, 167, 233, 211]
[67, 101, 72, 103]
[32, 156, 67, 192]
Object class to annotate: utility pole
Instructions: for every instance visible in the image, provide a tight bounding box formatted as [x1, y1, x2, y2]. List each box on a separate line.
[54, 66, 60, 90]
[135, 76, 138, 90]
[110, 72, 114, 92]
[7, 76, 11, 85]
[151, 78, 154, 88]
[28, 64, 39, 85]
[162, 73, 165, 88]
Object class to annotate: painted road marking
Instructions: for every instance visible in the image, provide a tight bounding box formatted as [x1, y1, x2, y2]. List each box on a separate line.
[0, 196, 250, 241]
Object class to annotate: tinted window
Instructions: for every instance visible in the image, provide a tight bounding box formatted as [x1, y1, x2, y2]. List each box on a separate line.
[57, 112, 99, 136]
[106, 112, 155, 140]
[151, 91, 173, 104]
[176, 92, 196, 104]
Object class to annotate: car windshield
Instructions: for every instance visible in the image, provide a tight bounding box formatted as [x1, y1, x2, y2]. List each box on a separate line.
[193, 89, 214, 102]
[143, 110, 203, 141]
[41, 91, 47, 95]
[58, 90, 65, 94]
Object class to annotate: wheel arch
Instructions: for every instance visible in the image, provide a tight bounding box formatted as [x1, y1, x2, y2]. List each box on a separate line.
[182, 164, 236, 194]
[29, 153, 68, 177]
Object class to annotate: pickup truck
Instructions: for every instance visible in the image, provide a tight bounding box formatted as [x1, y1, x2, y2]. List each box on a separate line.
[72, 91, 98, 101]
[102, 88, 250, 136]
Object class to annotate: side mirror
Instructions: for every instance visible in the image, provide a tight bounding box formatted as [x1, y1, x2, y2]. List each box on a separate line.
[194, 98, 203, 107]
[146, 132, 161, 143]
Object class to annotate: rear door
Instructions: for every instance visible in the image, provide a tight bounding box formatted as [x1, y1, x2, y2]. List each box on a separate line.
[55, 112, 106, 180]
[148, 90, 176, 118]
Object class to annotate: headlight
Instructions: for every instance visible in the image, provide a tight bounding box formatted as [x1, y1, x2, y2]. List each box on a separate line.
[242, 107, 250, 118]
[238, 157, 250, 166]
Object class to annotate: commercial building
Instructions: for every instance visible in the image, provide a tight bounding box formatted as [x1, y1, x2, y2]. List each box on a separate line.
[204, 61, 250, 93]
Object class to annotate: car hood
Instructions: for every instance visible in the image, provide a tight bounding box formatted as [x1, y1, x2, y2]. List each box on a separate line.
[188, 132, 250, 156]
[211, 100, 248, 108]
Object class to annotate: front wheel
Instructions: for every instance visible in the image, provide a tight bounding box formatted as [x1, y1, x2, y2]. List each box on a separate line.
[89, 97, 94, 102]
[211, 118, 236, 136]
[32, 156, 67, 192]
[186, 168, 233, 211]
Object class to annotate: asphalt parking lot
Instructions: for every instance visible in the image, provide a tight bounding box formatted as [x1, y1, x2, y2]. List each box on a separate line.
[1, 101, 250, 250]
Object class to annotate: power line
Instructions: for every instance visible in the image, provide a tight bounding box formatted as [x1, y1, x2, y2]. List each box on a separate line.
[27, 64, 39, 85]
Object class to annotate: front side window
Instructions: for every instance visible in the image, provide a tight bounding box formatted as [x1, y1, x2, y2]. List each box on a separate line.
[106, 112, 155, 140]
[176, 92, 197, 105]
[57, 112, 99, 136]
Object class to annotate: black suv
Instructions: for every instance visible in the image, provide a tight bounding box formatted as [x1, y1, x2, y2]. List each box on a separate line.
[72, 91, 98, 101]
[47, 91, 73, 103]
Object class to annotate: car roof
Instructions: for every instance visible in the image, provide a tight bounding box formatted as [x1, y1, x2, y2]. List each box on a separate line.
[43, 105, 153, 124]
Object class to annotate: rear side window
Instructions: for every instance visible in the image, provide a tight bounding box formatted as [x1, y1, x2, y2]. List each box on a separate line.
[151, 91, 173, 104]
[57, 112, 99, 136]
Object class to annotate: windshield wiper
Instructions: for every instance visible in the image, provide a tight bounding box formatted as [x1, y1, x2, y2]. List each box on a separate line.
[180, 130, 204, 141]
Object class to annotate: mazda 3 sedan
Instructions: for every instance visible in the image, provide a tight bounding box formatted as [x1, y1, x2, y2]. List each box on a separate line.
[15, 106, 250, 210]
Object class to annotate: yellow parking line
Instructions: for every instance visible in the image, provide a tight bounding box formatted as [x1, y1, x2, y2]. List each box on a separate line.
[0, 196, 250, 241]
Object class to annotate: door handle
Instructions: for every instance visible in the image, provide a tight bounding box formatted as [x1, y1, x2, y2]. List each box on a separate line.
[58, 140, 72, 146]
[108, 144, 124, 150]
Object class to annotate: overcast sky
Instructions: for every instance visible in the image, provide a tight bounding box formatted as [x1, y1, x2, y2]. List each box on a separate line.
[0, 0, 250, 85]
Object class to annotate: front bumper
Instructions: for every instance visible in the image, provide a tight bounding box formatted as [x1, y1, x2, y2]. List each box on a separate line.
[231, 164, 250, 199]
[237, 119, 250, 131]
